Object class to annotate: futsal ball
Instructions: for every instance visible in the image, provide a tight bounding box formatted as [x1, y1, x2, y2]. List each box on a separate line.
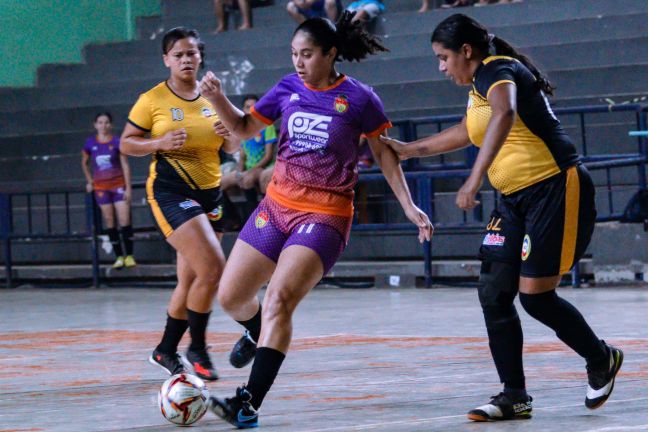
[158, 373, 209, 426]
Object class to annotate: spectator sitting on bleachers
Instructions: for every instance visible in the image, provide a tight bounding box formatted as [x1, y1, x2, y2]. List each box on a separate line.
[441, 0, 472, 8]
[346, 0, 385, 25]
[286, 0, 342, 24]
[214, 0, 252, 32]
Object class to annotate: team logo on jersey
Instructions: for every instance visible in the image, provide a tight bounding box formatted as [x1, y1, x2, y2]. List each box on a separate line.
[207, 205, 223, 221]
[521, 234, 531, 261]
[179, 199, 200, 210]
[255, 211, 269, 228]
[290, 93, 300, 102]
[334, 94, 349, 113]
[483, 233, 506, 247]
[202, 107, 215, 117]
[170, 108, 184, 121]
[287, 111, 332, 153]
[95, 155, 112, 170]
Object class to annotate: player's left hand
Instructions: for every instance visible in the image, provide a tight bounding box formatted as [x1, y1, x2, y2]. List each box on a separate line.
[405, 204, 434, 243]
[213, 120, 231, 137]
[199, 71, 223, 100]
[123, 188, 131, 203]
[456, 177, 482, 210]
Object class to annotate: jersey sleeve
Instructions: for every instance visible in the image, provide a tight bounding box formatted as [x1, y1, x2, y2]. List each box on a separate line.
[127, 93, 153, 132]
[263, 124, 278, 145]
[82, 138, 92, 154]
[361, 89, 392, 138]
[250, 82, 282, 125]
[474, 59, 517, 99]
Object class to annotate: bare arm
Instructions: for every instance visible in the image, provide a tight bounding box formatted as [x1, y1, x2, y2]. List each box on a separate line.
[120, 153, 132, 202]
[81, 151, 93, 192]
[120, 123, 186, 157]
[221, 135, 240, 154]
[199, 71, 267, 139]
[367, 134, 433, 243]
[455, 83, 516, 210]
[379, 117, 471, 160]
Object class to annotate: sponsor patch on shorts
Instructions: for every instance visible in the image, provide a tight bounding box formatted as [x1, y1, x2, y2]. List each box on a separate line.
[255, 211, 269, 228]
[179, 199, 200, 210]
[482, 233, 506, 246]
[521, 234, 532, 261]
[207, 205, 223, 221]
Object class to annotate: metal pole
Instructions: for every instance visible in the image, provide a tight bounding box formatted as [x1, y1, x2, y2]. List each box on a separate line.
[0, 194, 11, 288]
[85, 193, 101, 288]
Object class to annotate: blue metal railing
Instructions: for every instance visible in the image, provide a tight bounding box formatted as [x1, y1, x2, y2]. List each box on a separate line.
[1, 104, 646, 288]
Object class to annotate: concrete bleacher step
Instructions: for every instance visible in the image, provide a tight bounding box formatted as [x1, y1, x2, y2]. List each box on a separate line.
[36, 36, 648, 90]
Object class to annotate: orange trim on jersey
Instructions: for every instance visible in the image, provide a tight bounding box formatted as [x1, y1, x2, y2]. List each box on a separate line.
[266, 183, 354, 218]
[365, 121, 393, 138]
[250, 106, 274, 125]
[486, 80, 516, 99]
[93, 178, 125, 191]
[304, 75, 348, 92]
[95, 135, 114, 144]
[146, 158, 174, 238]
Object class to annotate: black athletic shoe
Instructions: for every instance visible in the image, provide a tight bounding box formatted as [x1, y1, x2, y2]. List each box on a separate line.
[230, 331, 257, 368]
[585, 342, 624, 409]
[148, 348, 185, 375]
[467, 392, 533, 421]
[184, 347, 219, 381]
[208, 386, 259, 429]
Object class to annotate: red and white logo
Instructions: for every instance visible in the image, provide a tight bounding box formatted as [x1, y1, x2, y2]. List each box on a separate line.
[521, 234, 532, 261]
[482, 233, 506, 247]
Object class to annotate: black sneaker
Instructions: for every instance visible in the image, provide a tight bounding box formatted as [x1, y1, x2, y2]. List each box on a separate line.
[467, 392, 533, 421]
[148, 348, 185, 375]
[184, 346, 219, 381]
[585, 342, 624, 409]
[230, 331, 257, 368]
[208, 386, 259, 429]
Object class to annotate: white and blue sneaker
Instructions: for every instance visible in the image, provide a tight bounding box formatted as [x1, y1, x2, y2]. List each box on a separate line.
[209, 386, 259, 429]
[585, 343, 624, 409]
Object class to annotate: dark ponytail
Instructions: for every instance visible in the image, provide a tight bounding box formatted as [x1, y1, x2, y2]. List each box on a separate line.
[431, 14, 554, 96]
[293, 10, 389, 63]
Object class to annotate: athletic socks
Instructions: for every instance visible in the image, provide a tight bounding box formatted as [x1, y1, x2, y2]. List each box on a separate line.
[237, 304, 262, 342]
[519, 291, 607, 363]
[247, 347, 285, 410]
[156, 314, 189, 354]
[187, 309, 211, 352]
[119, 225, 134, 256]
[483, 305, 526, 390]
[106, 227, 123, 257]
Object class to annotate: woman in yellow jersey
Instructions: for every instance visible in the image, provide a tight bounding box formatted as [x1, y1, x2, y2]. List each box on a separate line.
[121, 27, 238, 381]
[381, 14, 622, 422]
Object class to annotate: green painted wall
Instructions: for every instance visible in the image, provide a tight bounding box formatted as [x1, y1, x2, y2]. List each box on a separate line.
[0, 0, 160, 88]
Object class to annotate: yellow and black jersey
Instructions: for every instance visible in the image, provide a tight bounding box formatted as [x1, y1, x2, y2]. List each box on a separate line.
[128, 81, 224, 189]
[466, 56, 579, 195]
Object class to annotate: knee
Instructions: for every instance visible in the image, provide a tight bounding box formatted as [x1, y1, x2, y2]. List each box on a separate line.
[519, 290, 557, 318]
[196, 263, 223, 292]
[478, 260, 520, 325]
[263, 291, 295, 323]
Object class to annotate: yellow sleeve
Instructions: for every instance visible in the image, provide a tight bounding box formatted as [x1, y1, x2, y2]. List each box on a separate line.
[127, 93, 153, 132]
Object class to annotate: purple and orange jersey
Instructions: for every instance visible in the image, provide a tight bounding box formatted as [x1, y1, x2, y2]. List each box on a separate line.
[251, 73, 392, 218]
[82, 135, 125, 190]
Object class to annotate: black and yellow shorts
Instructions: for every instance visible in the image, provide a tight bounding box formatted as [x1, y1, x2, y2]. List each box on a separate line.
[146, 177, 226, 238]
[479, 164, 596, 277]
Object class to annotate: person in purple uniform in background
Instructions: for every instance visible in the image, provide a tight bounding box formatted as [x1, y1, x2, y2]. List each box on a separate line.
[81, 112, 136, 269]
[198, 11, 433, 428]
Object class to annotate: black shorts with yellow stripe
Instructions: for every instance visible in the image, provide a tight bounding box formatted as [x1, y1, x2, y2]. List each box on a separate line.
[479, 164, 596, 277]
[146, 176, 225, 238]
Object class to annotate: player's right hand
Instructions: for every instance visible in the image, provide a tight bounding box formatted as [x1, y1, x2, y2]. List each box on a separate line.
[379, 136, 412, 160]
[199, 71, 223, 100]
[158, 128, 187, 151]
[85, 182, 93, 193]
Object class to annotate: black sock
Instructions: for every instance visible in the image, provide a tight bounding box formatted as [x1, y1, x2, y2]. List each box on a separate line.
[519, 291, 607, 364]
[119, 225, 134, 256]
[106, 227, 123, 257]
[237, 304, 262, 342]
[187, 309, 211, 352]
[483, 305, 526, 390]
[247, 347, 285, 410]
[156, 314, 189, 354]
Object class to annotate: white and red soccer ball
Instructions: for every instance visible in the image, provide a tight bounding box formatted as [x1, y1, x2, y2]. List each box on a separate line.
[158, 373, 209, 426]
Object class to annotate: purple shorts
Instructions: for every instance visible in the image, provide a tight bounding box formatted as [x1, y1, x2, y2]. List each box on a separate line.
[238, 198, 349, 275]
[94, 187, 125, 205]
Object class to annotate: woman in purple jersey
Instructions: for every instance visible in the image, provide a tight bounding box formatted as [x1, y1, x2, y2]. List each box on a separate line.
[81, 112, 136, 269]
[198, 11, 433, 428]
